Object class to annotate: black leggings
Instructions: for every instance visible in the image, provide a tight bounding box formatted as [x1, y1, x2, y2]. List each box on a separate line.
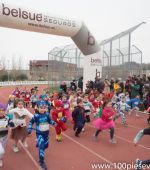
[143, 127, 150, 135]
[95, 128, 114, 139]
[74, 122, 85, 135]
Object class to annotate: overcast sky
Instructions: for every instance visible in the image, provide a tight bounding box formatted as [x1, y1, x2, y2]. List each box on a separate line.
[0, 0, 149, 69]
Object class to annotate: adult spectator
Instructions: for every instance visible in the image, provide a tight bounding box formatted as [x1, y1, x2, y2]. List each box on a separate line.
[70, 80, 77, 91]
[130, 80, 140, 99]
[60, 82, 67, 93]
[78, 77, 83, 91]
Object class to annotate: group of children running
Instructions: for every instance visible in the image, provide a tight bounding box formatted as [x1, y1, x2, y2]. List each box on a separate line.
[0, 85, 149, 170]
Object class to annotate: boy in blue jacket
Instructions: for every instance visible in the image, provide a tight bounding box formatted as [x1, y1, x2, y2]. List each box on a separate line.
[28, 101, 56, 170]
[72, 98, 86, 137]
[127, 95, 142, 117]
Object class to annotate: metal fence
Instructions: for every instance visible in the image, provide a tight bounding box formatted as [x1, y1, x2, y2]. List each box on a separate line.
[47, 22, 145, 82]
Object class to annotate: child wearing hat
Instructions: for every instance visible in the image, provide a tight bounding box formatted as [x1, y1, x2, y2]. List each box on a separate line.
[0, 103, 14, 167]
[28, 101, 56, 170]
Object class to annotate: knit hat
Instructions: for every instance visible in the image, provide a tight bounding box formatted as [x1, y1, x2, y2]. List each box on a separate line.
[0, 103, 6, 111]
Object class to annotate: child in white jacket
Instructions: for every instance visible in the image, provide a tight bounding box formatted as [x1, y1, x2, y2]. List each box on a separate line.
[9, 99, 33, 153]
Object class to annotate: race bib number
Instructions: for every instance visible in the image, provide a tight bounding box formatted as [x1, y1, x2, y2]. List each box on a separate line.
[64, 104, 69, 109]
[15, 119, 26, 126]
[134, 102, 138, 105]
[0, 120, 8, 128]
[84, 106, 90, 110]
[39, 123, 49, 132]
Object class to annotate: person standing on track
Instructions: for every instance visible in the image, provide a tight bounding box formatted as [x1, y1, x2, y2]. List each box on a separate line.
[28, 101, 56, 170]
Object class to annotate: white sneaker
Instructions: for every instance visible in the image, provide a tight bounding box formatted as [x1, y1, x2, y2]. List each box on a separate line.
[13, 145, 19, 153]
[23, 141, 28, 148]
[136, 114, 140, 117]
[109, 139, 117, 144]
[0, 160, 3, 168]
[82, 128, 85, 132]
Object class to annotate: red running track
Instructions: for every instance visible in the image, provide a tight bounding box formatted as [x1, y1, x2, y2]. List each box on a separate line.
[0, 85, 149, 170]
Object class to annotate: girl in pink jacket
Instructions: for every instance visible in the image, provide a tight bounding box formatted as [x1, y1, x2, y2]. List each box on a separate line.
[93, 101, 116, 143]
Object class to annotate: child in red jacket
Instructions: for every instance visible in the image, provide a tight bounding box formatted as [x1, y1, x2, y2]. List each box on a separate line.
[51, 100, 67, 142]
[93, 101, 116, 143]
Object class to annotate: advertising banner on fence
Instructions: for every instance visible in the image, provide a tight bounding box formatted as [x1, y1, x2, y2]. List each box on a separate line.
[83, 51, 102, 91]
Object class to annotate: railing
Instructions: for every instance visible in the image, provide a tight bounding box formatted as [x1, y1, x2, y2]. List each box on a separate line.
[0, 81, 70, 87]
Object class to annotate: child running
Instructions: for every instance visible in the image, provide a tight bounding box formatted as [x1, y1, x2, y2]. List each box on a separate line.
[72, 98, 86, 137]
[83, 94, 93, 123]
[51, 100, 67, 142]
[113, 94, 130, 127]
[8, 99, 33, 152]
[93, 101, 116, 143]
[127, 95, 142, 117]
[0, 103, 14, 167]
[28, 101, 56, 170]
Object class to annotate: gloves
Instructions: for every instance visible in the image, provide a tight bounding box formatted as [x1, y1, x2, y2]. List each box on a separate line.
[9, 121, 15, 127]
[27, 128, 32, 134]
[60, 117, 67, 123]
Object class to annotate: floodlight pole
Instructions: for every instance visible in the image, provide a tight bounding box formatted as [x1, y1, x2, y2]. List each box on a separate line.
[7, 60, 10, 82]
[128, 33, 131, 76]
[48, 52, 50, 87]
[132, 45, 143, 75]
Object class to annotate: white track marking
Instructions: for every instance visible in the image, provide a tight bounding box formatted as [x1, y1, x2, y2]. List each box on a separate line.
[86, 124, 150, 151]
[19, 141, 40, 169]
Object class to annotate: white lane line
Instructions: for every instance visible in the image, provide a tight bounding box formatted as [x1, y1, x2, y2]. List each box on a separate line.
[50, 126, 123, 170]
[61, 132, 123, 170]
[19, 141, 40, 169]
[86, 124, 150, 151]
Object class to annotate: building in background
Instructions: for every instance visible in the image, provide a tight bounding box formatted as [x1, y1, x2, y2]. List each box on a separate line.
[29, 60, 83, 81]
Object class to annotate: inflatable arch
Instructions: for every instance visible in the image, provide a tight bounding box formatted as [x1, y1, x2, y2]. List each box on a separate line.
[0, 3, 102, 90]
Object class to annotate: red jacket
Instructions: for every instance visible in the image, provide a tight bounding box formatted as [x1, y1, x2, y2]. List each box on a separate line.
[101, 107, 115, 122]
[51, 108, 66, 123]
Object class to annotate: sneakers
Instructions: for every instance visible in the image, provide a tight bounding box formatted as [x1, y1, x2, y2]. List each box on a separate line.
[0, 160, 3, 168]
[109, 138, 117, 144]
[136, 114, 140, 117]
[39, 162, 47, 170]
[56, 134, 62, 142]
[12, 145, 19, 153]
[82, 128, 85, 132]
[22, 141, 28, 148]
[123, 122, 128, 127]
[135, 159, 142, 170]
[147, 118, 150, 124]
[75, 133, 80, 137]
